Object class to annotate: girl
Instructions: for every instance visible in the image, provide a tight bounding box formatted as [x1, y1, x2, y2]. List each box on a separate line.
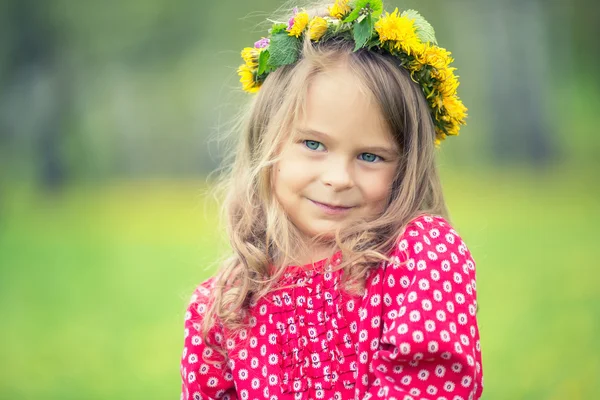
[181, 1, 482, 399]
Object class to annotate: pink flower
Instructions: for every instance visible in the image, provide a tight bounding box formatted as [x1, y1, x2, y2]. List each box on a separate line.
[287, 7, 299, 30]
[287, 16, 295, 30]
[254, 38, 270, 48]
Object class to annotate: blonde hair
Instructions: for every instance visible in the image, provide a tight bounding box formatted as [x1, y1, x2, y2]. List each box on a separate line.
[201, 1, 449, 351]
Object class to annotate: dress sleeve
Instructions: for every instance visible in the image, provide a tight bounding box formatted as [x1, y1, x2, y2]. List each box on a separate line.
[180, 278, 237, 400]
[366, 216, 483, 400]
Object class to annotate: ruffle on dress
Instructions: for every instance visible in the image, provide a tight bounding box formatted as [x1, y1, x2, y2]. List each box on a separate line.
[270, 253, 358, 395]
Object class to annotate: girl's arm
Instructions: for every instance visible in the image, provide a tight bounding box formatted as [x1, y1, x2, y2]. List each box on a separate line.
[180, 279, 237, 400]
[365, 216, 483, 400]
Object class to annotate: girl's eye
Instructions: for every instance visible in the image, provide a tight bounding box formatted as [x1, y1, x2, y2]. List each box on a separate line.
[358, 153, 383, 163]
[303, 140, 325, 151]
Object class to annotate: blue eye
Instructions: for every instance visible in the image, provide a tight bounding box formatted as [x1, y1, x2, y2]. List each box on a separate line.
[359, 153, 382, 163]
[303, 140, 325, 151]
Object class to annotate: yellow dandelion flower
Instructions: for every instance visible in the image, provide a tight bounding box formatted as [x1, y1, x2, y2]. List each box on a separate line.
[375, 8, 423, 56]
[435, 67, 460, 97]
[430, 94, 443, 109]
[407, 59, 423, 73]
[446, 123, 460, 136]
[241, 47, 260, 68]
[329, 0, 351, 19]
[417, 43, 453, 70]
[433, 66, 456, 80]
[288, 11, 309, 37]
[237, 64, 260, 93]
[434, 131, 447, 146]
[308, 16, 328, 41]
[443, 95, 468, 126]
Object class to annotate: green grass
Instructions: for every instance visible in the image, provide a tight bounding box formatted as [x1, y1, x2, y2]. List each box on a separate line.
[0, 170, 598, 399]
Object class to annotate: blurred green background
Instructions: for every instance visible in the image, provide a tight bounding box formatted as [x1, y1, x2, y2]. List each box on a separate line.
[1, 0, 599, 399]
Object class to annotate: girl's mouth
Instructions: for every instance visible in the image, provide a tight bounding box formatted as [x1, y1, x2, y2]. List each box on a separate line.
[309, 199, 354, 215]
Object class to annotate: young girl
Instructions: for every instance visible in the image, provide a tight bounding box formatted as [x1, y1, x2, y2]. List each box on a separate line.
[181, 1, 482, 399]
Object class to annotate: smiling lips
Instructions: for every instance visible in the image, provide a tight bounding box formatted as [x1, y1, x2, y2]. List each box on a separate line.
[309, 199, 355, 215]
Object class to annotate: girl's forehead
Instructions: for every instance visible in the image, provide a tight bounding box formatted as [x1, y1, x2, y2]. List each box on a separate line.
[310, 61, 371, 98]
[294, 66, 396, 148]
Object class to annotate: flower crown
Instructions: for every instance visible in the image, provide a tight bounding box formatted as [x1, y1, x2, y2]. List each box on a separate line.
[238, 0, 467, 145]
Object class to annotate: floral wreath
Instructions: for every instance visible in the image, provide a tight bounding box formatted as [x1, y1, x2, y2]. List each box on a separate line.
[238, 0, 467, 145]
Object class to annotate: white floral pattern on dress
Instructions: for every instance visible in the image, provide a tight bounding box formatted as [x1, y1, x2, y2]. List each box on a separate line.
[181, 215, 483, 400]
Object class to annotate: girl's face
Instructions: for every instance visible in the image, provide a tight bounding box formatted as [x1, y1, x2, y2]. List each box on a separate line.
[273, 62, 400, 242]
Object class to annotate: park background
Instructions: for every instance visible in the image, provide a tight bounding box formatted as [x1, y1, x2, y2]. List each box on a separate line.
[0, 0, 599, 398]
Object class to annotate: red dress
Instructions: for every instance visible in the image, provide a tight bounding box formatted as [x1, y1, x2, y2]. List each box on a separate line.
[180, 215, 483, 400]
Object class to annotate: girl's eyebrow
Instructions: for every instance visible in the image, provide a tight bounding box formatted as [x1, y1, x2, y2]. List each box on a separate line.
[297, 128, 399, 157]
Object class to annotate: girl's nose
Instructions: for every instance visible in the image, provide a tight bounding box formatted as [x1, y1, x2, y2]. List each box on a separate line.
[320, 157, 354, 190]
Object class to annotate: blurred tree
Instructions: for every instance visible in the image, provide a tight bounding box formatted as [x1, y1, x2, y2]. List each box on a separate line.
[0, 0, 71, 190]
[483, 0, 557, 165]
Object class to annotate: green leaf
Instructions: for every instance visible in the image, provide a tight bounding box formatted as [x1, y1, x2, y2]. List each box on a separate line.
[343, 0, 383, 22]
[367, 0, 383, 18]
[401, 9, 437, 44]
[269, 23, 288, 35]
[258, 50, 270, 75]
[343, 0, 383, 23]
[353, 14, 373, 51]
[268, 32, 300, 68]
[343, 8, 361, 23]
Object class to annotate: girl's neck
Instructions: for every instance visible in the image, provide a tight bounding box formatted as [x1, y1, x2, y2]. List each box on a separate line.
[277, 240, 338, 267]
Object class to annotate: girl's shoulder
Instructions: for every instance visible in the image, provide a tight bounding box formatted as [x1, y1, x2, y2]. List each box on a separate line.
[188, 276, 217, 306]
[396, 214, 463, 246]
[185, 276, 218, 326]
[404, 213, 455, 234]
[389, 213, 474, 265]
